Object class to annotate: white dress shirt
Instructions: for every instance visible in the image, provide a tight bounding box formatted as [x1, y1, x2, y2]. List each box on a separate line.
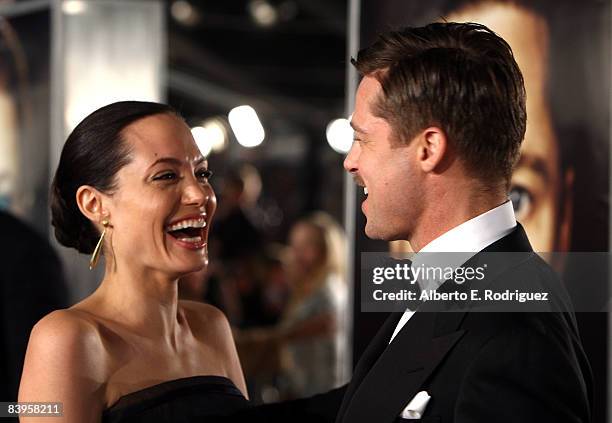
[389, 200, 517, 343]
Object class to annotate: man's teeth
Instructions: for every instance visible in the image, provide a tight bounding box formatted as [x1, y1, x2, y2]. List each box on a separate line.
[364, 187, 368, 195]
[166, 219, 206, 232]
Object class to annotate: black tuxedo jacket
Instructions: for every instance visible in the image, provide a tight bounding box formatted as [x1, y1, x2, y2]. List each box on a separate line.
[214, 224, 593, 423]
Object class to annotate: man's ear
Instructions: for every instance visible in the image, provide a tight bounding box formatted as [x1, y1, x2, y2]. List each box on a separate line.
[76, 185, 110, 225]
[417, 127, 447, 173]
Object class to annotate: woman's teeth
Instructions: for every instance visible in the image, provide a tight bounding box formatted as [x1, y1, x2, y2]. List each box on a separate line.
[364, 187, 368, 195]
[165, 217, 207, 247]
[166, 218, 206, 232]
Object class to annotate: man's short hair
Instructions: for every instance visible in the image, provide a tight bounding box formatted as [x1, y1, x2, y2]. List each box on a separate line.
[352, 22, 527, 185]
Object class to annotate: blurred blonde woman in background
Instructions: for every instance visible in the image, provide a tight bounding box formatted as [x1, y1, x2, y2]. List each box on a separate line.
[279, 212, 348, 397]
[236, 212, 347, 400]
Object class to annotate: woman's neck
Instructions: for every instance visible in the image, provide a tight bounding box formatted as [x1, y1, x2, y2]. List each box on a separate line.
[88, 261, 187, 349]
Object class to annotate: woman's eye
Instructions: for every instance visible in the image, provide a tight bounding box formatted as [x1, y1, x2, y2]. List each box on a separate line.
[153, 172, 177, 181]
[509, 185, 533, 221]
[196, 169, 213, 181]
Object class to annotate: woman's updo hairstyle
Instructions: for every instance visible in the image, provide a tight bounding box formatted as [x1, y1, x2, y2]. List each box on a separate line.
[51, 100, 178, 254]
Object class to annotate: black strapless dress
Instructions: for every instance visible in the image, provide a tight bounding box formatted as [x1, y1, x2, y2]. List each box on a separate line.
[102, 375, 249, 423]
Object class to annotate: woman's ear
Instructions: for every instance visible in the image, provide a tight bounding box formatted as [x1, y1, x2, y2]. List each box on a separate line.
[417, 127, 447, 173]
[76, 185, 109, 225]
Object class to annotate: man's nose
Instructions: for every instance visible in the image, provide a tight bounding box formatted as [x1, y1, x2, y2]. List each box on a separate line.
[343, 142, 359, 173]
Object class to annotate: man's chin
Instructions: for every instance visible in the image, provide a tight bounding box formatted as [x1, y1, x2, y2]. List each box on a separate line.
[364, 223, 390, 241]
[365, 222, 407, 242]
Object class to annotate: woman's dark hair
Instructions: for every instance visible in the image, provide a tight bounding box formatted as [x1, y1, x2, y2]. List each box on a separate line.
[50, 101, 178, 254]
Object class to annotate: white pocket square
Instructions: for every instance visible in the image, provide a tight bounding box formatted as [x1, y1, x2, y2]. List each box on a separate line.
[400, 391, 431, 419]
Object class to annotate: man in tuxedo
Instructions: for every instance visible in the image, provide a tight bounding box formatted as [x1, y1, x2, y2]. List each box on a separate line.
[214, 21, 592, 423]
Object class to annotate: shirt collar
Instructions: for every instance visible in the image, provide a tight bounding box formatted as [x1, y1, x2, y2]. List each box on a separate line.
[419, 200, 516, 254]
[410, 200, 517, 291]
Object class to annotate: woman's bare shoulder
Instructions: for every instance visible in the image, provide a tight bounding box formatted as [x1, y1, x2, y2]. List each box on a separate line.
[27, 309, 106, 373]
[31, 308, 100, 342]
[19, 309, 108, 413]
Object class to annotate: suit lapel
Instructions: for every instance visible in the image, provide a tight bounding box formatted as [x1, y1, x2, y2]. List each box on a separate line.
[339, 308, 466, 423]
[336, 312, 402, 421]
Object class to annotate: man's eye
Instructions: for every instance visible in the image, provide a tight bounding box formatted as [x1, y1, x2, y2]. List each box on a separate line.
[196, 169, 213, 181]
[509, 185, 533, 220]
[154, 172, 177, 181]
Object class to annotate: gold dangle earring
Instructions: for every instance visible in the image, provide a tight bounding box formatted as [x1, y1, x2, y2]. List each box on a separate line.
[89, 219, 109, 270]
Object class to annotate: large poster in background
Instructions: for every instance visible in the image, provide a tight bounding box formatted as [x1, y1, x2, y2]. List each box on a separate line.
[0, 9, 51, 235]
[357, 1, 609, 422]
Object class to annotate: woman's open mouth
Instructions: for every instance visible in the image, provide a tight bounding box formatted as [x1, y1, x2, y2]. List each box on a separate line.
[165, 216, 207, 250]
